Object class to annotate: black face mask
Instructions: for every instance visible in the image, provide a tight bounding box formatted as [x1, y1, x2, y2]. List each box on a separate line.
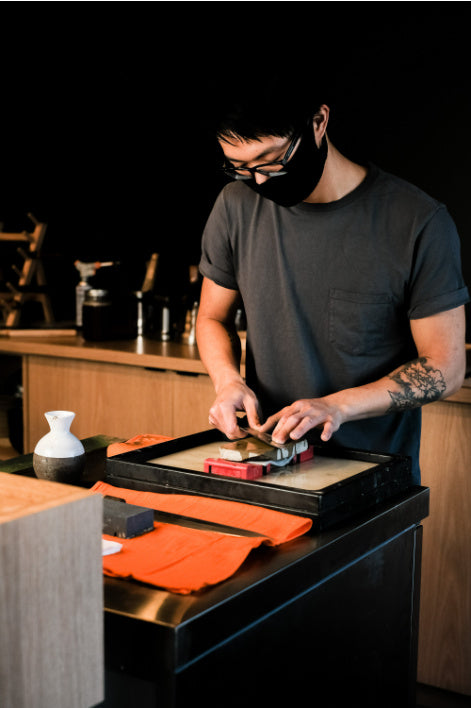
[245, 120, 328, 207]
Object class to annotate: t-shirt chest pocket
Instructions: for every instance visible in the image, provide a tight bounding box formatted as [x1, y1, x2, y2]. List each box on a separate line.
[328, 288, 396, 355]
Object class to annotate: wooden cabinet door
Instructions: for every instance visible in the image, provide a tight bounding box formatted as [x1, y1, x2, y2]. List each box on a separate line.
[23, 355, 215, 451]
[418, 397, 471, 694]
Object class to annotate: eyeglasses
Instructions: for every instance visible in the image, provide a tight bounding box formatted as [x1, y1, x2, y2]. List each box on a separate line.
[222, 126, 302, 180]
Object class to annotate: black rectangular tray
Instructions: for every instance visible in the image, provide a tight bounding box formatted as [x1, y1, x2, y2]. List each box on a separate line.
[104, 429, 413, 530]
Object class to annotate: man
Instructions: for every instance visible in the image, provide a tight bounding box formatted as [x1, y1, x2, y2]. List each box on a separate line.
[196, 83, 469, 484]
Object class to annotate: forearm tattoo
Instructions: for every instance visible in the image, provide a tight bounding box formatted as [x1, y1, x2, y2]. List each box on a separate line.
[387, 357, 446, 412]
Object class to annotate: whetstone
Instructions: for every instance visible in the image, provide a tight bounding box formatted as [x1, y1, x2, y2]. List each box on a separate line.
[219, 436, 308, 462]
[103, 497, 154, 538]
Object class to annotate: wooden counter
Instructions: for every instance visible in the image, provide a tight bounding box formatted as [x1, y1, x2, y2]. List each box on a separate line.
[0, 334, 219, 452]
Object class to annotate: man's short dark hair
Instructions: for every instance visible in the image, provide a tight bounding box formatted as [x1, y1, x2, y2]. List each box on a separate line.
[213, 71, 325, 143]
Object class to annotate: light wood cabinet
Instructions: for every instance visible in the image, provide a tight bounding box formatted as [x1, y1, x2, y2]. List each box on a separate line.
[0, 335, 218, 452]
[418, 376, 471, 694]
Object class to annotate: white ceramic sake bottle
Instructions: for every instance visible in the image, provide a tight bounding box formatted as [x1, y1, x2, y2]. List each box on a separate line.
[33, 410, 86, 483]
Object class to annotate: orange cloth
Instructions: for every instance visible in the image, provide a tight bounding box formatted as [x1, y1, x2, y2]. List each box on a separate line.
[93, 481, 312, 594]
[107, 434, 173, 457]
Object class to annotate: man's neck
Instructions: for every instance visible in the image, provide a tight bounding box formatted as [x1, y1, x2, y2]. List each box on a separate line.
[305, 140, 368, 204]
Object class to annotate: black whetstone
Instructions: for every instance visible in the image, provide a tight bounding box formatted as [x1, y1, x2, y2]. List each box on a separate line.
[103, 497, 154, 538]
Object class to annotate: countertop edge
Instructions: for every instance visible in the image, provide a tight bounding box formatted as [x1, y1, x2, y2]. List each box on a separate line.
[0, 335, 212, 375]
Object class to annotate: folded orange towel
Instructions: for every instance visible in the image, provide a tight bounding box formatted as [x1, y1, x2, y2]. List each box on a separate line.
[93, 481, 312, 594]
[107, 434, 172, 457]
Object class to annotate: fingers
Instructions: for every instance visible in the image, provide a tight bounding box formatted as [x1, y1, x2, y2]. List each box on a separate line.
[262, 399, 341, 443]
[272, 412, 309, 442]
[259, 409, 296, 443]
[258, 411, 282, 435]
[209, 402, 243, 439]
[208, 383, 261, 440]
[319, 419, 335, 441]
[244, 397, 262, 430]
[269, 403, 312, 442]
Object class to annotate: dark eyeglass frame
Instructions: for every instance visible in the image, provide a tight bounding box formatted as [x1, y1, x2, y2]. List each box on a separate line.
[222, 124, 303, 180]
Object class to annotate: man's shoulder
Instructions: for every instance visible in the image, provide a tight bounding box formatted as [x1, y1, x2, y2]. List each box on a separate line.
[219, 180, 259, 206]
[372, 165, 443, 212]
[213, 181, 274, 222]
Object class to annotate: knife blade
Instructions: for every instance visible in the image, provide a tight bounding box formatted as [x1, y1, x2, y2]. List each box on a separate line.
[153, 509, 266, 538]
[239, 426, 292, 452]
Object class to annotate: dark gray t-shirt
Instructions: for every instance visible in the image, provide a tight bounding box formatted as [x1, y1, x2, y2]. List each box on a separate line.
[199, 165, 469, 482]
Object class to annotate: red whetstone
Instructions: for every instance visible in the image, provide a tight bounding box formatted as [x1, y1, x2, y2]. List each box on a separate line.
[204, 458, 267, 479]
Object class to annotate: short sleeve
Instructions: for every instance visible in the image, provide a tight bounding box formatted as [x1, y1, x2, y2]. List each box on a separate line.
[407, 206, 469, 319]
[199, 189, 239, 291]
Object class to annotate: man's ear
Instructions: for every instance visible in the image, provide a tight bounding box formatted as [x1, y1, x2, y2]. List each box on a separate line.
[313, 104, 330, 141]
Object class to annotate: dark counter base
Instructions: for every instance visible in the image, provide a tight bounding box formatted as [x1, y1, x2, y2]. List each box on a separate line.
[101, 487, 428, 708]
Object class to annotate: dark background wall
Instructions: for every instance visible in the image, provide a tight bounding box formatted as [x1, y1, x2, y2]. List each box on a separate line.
[0, 2, 469, 335]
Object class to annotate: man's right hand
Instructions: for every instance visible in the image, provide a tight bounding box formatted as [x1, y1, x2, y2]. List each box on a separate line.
[208, 378, 262, 440]
[197, 277, 263, 440]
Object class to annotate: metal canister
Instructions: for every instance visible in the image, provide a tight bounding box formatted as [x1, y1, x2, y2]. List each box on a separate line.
[82, 289, 113, 341]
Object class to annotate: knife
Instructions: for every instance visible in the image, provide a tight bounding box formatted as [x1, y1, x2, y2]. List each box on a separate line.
[239, 426, 285, 448]
[153, 509, 266, 538]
